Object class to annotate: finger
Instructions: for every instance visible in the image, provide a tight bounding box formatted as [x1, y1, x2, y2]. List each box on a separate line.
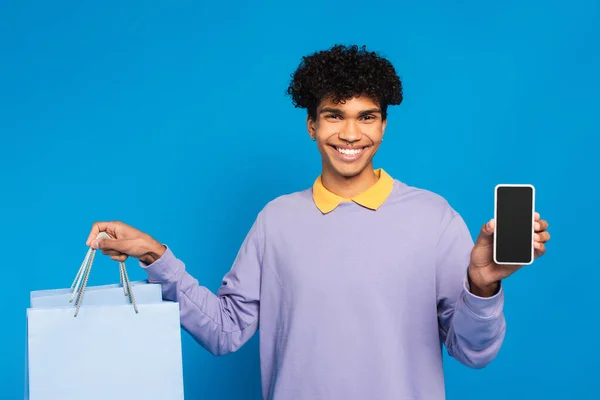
[475, 219, 495, 246]
[103, 249, 128, 262]
[533, 232, 550, 241]
[86, 221, 120, 246]
[101, 249, 124, 257]
[534, 241, 546, 254]
[87, 222, 112, 246]
[537, 231, 551, 243]
[535, 219, 549, 232]
[535, 212, 540, 221]
[86, 223, 100, 246]
[91, 237, 130, 254]
[110, 254, 128, 262]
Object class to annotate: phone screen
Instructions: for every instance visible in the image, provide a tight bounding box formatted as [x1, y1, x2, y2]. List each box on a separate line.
[494, 185, 535, 264]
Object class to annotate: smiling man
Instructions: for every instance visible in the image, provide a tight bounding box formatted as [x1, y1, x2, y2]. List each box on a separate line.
[88, 44, 550, 400]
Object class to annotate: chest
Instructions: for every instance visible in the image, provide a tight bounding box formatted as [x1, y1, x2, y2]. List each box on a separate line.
[265, 211, 437, 307]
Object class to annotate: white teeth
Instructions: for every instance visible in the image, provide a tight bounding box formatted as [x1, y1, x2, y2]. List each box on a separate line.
[337, 148, 362, 156]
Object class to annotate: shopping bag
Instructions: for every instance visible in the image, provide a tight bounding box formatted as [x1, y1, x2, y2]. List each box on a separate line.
[30, 280, 163, 308]
[25, 233, 185, 400]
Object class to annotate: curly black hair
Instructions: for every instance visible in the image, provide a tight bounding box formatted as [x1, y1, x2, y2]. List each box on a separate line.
[286, 44, 403, 121]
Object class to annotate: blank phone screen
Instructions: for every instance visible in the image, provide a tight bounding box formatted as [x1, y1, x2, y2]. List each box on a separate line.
[495, 186, 534, 264]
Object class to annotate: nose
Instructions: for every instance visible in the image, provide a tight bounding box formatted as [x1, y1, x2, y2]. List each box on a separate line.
[338, 120, 362, 144]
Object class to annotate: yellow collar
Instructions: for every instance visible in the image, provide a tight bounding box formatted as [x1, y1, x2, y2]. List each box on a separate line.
[312, 169, 394, 214]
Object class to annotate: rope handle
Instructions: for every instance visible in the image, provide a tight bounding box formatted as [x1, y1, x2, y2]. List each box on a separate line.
[69, 232, 139, 317]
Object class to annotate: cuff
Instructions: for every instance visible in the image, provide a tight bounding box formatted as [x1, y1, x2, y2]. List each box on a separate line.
[139, 245, 181, 283]
[461, 275, 504, 319]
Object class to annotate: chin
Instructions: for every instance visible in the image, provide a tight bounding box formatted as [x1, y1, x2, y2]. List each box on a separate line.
[336, 167, 363, 178]
[329, 161, 371, 179]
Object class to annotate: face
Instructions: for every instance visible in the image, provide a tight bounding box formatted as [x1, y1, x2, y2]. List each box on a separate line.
[307, 95, 386, 180]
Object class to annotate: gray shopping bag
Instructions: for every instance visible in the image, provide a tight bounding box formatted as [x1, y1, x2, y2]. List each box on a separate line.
[25, 233, 184, 399]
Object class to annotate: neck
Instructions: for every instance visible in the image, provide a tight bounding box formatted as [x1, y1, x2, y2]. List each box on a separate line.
[321, 164, 379, 198]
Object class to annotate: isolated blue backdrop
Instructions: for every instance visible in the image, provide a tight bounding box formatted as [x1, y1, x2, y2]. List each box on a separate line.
[1, 0, 598, 399]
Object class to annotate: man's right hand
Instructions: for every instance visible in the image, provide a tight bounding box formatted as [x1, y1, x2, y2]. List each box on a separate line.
[86, 221, 166, 265]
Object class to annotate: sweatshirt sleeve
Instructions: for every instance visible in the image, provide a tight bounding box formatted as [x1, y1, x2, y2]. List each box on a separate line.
[435, 208, 506, 369]
[139, 213, 264, 356]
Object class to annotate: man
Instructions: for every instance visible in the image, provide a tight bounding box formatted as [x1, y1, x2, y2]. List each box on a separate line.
[88, 44, 550, 399]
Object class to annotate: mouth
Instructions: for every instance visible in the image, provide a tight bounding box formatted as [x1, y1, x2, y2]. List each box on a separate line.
[329, 145, 368, 162]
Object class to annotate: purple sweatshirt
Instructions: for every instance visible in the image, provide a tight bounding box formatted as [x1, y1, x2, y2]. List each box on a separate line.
[141, 176, 506, 400]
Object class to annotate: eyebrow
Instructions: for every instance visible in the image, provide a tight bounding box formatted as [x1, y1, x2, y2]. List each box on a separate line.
[319, 107, 382, 117]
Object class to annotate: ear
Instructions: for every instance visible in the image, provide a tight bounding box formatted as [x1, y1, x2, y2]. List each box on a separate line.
[307, 115, 317, 140]
[381, 118, 387, 139]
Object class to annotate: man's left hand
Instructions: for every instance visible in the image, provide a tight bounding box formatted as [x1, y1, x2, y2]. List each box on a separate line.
[467, 212, 550, 297]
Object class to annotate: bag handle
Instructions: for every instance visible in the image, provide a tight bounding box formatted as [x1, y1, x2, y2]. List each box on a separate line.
[69, 232, 139, 317]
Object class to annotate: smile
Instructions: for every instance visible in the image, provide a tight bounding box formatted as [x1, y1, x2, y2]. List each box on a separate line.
[336, 147, 363, 155]
[331, 145, 367, 161]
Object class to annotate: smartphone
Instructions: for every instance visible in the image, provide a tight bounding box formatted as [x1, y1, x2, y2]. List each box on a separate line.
[493, 184, 536, 265]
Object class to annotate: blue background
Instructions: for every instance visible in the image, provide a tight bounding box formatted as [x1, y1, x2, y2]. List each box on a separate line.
[1, 0, 598, 399]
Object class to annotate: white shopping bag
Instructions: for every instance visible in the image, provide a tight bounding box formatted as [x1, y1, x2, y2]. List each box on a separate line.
[25, 233, 185, 400]
[30, 279, 163, 308]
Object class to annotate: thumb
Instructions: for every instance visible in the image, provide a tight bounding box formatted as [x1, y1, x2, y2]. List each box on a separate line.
[91, 238, 129, 253]
[475, 219, 495, 245]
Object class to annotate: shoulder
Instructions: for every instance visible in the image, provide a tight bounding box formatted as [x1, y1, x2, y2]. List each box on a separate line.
[253, 187, 313, 224]
[388, 179, 458, 219]
[389, 180, 468, 242]
[264, 188, 313, 212]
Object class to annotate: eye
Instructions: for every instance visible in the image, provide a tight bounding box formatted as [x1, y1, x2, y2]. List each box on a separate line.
[361, 114, 376, 121]
[325, 114, 342, 120]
